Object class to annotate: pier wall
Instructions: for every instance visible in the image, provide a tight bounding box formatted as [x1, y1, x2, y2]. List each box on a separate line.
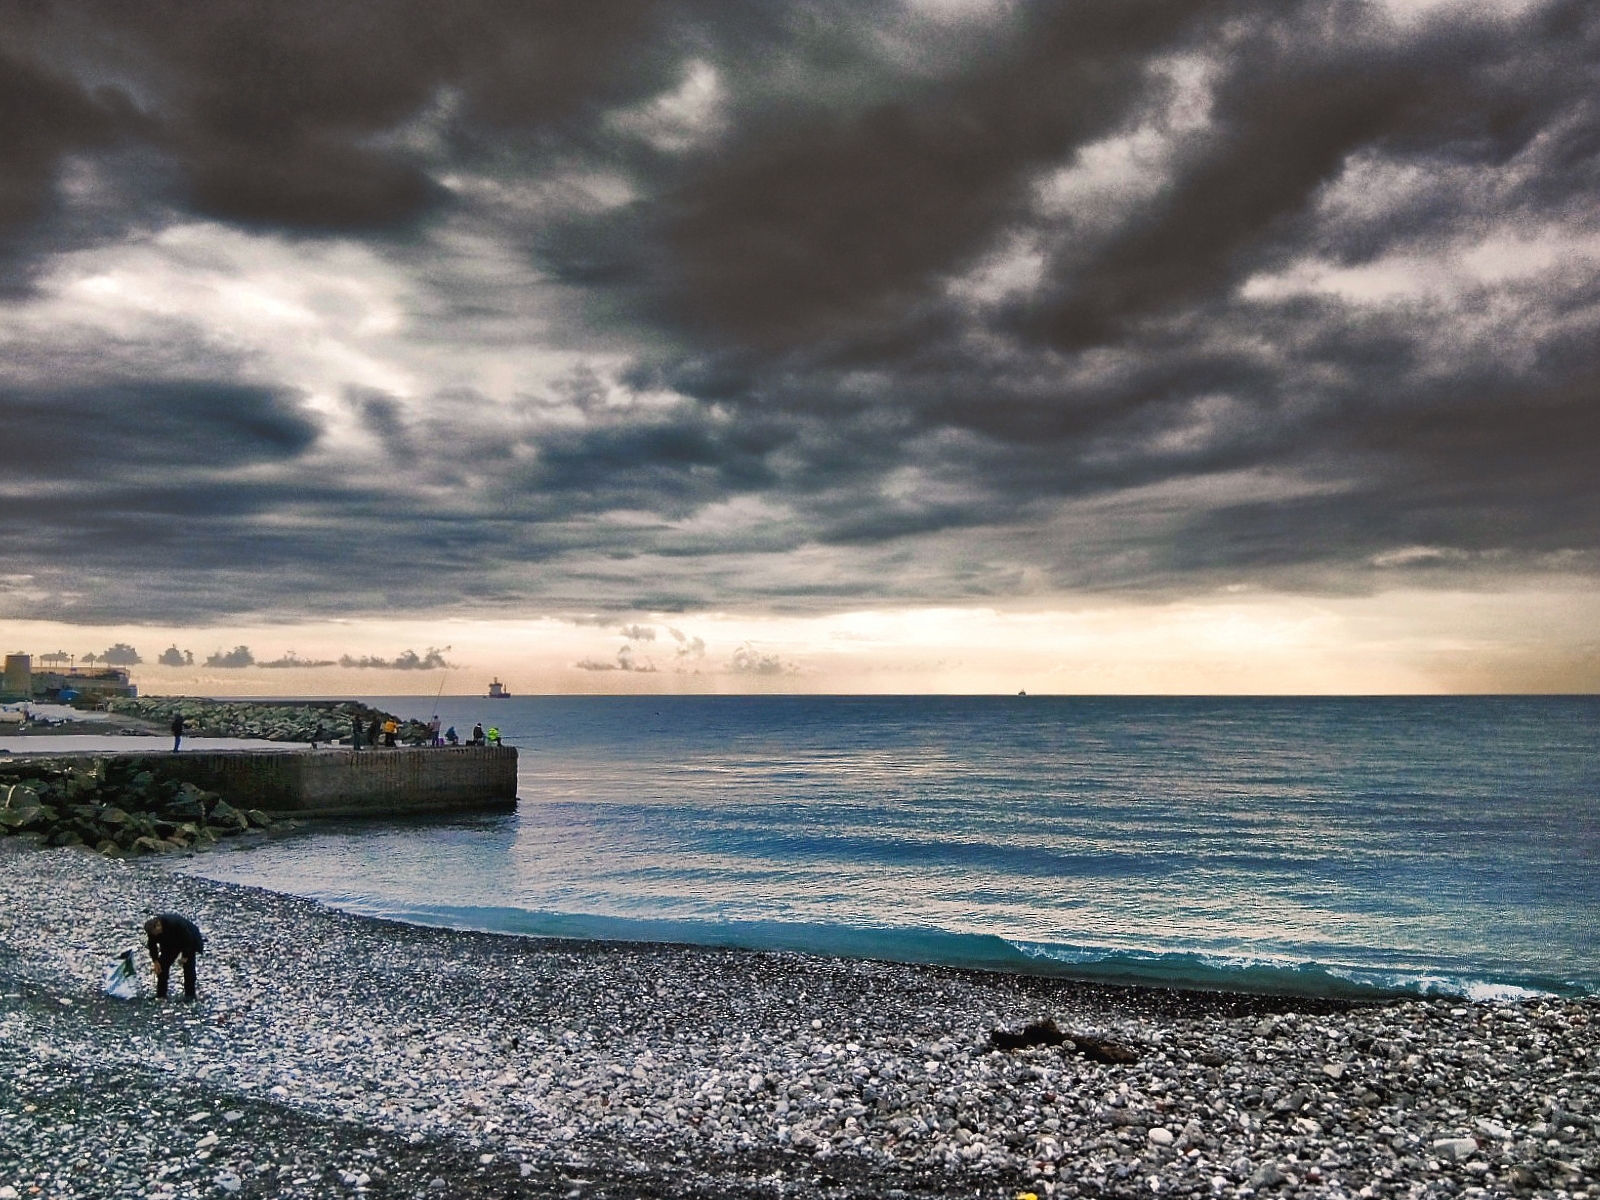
[119, 746, 518, 818]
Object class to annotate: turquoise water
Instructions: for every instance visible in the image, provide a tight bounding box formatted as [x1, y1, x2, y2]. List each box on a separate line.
[181, 695, 1600, 999]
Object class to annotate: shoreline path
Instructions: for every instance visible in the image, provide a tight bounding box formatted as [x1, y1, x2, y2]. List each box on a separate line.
[0, 842, 1594, 1199]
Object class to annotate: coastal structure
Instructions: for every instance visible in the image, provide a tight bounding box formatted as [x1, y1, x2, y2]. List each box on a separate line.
[142, 745, 518, 818]
[4, 745, 518, 821]
[1, 654, 31, 701]
[1, 653, 138, 703]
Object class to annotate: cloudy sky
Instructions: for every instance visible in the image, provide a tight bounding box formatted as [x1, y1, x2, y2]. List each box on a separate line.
[2, 0, 1597, 694]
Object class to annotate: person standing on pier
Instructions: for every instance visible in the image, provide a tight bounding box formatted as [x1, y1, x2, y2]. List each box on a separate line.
[351, 715, 363, 750]
[170, 713, 184, 753]
[144, 912, 203, 1000]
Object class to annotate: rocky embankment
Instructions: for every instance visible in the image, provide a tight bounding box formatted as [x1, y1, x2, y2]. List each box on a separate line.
[0, 843, 1595, 1200]
[0, 758, 276, 855]
[105, 697, 429, 744]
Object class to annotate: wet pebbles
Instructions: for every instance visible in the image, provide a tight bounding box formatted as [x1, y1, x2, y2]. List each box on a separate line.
[0, 843, 1594, 1199]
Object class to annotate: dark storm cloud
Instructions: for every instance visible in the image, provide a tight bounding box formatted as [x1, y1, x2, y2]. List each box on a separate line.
[347, 387, 418, 466]
[0, 0, 684, 253]
[1013, 12, 1545, 348]
[3, 0, 1598, 622]
[636, 2, 1200, 347]
[0, 382, 319, 475]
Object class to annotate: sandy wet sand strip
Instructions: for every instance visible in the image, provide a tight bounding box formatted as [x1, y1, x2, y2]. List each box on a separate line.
[0, 842, 1594, 1199]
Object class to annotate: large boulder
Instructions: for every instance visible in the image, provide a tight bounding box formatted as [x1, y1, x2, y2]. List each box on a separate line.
[10, 803, 56, 832]
[208, 799, 250, 832]
[163, 783, 209, 821]
[123, 771, 158, 806]
[3, 784, 40, 810]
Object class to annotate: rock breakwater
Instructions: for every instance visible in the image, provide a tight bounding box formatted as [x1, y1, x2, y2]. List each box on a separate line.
[0, 844, 1594, 1199]
[105, 697, 429, 745]
[0, 758, 276, 856]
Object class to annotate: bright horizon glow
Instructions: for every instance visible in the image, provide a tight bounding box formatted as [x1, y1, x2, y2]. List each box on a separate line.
[5, 586, 1596, 698]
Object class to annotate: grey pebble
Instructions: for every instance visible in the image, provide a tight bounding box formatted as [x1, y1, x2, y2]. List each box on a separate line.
[0, 841, 1596, 1199]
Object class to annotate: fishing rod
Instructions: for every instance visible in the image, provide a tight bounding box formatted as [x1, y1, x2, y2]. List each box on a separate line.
[433, 664, 449, 708]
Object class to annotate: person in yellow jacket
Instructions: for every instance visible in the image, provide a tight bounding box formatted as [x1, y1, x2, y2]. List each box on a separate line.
[486, 726, 501, 746]
[382, 717, 399, 747]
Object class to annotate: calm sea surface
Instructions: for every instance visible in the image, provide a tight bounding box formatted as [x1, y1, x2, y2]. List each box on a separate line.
[181, 696, 1600, 999]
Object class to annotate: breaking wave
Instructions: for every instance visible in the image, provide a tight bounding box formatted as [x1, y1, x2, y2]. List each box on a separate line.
[326, 898, 1591, 1001]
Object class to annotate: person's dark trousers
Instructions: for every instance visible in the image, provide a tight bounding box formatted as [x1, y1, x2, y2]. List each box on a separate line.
[172, 737, 181, 752]
[155, 951, 196, 999]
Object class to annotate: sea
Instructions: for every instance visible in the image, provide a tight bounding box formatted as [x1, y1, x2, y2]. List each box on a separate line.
[179, 695, 1599, 1001]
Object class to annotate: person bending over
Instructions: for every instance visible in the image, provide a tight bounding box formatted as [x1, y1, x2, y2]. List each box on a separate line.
[145, 912, 204, 1000]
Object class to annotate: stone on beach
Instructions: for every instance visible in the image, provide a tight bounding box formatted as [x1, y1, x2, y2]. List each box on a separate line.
[0, 841, 1595, 1199]
[1432, 1136, 1479, 1161]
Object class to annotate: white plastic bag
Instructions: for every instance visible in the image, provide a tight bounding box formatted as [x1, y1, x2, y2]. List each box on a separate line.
[102, 949, 139, 1000]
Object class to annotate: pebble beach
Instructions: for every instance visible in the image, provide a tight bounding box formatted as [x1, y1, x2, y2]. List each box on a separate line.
[0, 841, 1595, 1200]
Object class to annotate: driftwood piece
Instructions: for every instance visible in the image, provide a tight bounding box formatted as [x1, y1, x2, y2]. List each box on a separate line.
[989, 1017, 1070, 1051]
[989, 1018, 1142, 1064]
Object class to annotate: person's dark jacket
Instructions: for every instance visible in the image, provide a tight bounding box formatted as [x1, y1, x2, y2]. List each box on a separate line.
[147, 913, 204, 961]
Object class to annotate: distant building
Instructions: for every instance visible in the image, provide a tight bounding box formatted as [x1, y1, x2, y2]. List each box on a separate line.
[28, 664, 138, 703]
[2, 654, 31, 701]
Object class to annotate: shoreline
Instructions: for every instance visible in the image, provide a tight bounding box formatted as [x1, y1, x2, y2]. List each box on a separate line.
[2, 843, 1595, 1198]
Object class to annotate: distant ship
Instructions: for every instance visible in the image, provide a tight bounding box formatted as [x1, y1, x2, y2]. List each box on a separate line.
[487, 678, 511, 699]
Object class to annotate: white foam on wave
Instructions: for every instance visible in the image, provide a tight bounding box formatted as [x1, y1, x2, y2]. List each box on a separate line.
[1003, 938, 1574, 1000]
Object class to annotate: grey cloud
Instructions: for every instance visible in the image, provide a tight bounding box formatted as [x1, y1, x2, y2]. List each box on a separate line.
[0, 44, 133, 286]
[0, 382, 320, 476]
[347, 387, 418, 465]
[728, 644, 792, 676]
[575, 645, 657, 672]
[156, 646, 193, 667]
[257, 652, 338, 668]
[205, 645, 255, 668]
[2, 0, 1598, 624]
[0, 2, 650, 250]
[337, 648, 455, 670]
[669, 628, 706, 658]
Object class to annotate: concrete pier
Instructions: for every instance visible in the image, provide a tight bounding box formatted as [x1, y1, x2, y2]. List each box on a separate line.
[20, 746, 520, 819]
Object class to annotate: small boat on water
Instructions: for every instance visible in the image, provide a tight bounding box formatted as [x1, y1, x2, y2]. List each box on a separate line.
[487, 678, 511, 699]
